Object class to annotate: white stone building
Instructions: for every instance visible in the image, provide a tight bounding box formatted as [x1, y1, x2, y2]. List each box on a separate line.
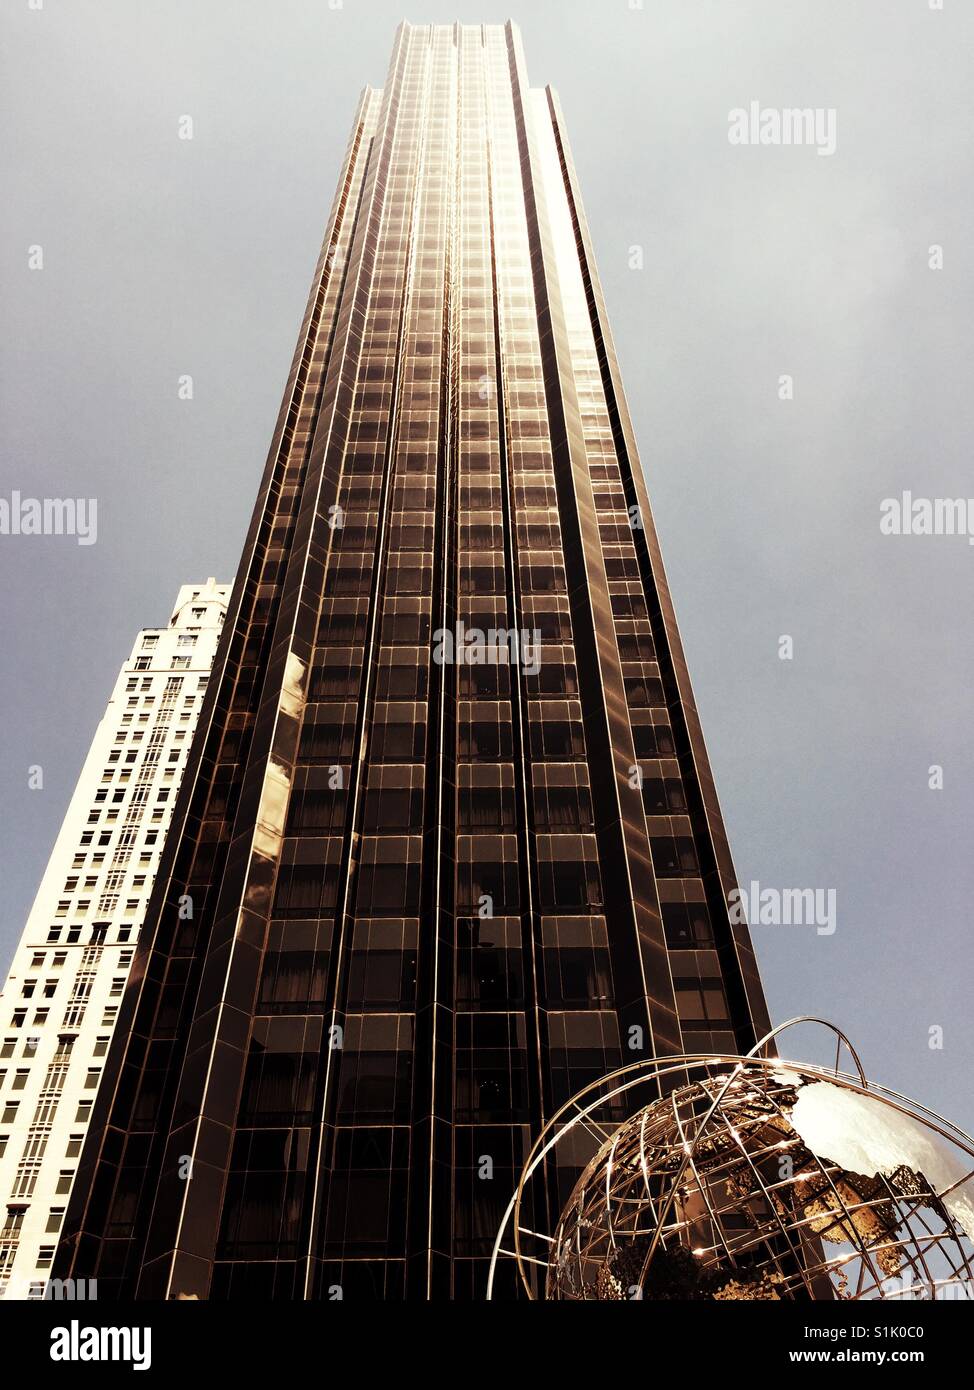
[0, 580, 229, 1298]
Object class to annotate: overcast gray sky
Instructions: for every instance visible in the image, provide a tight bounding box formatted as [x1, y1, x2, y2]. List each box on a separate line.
[2, 0, 972, 1130]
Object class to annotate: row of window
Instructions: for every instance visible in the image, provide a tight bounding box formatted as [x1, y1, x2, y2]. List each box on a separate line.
[9, 1002, 120, 1030]
[251, 897, 717, 1012]
[0, 1062, 101, 1103]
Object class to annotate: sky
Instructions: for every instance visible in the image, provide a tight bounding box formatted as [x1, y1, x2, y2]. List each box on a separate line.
[1, 0, 972, 1132]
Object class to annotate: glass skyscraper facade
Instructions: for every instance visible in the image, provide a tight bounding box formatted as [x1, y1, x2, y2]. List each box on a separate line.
[55, 21, 772, 1302]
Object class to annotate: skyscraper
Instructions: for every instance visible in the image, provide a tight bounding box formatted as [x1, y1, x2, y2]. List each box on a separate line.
[0, 581, 228, 1299]
[55, 22, 772, 1302]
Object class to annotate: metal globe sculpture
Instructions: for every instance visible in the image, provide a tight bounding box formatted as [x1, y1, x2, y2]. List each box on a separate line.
[489, 1020, 974, 1301]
